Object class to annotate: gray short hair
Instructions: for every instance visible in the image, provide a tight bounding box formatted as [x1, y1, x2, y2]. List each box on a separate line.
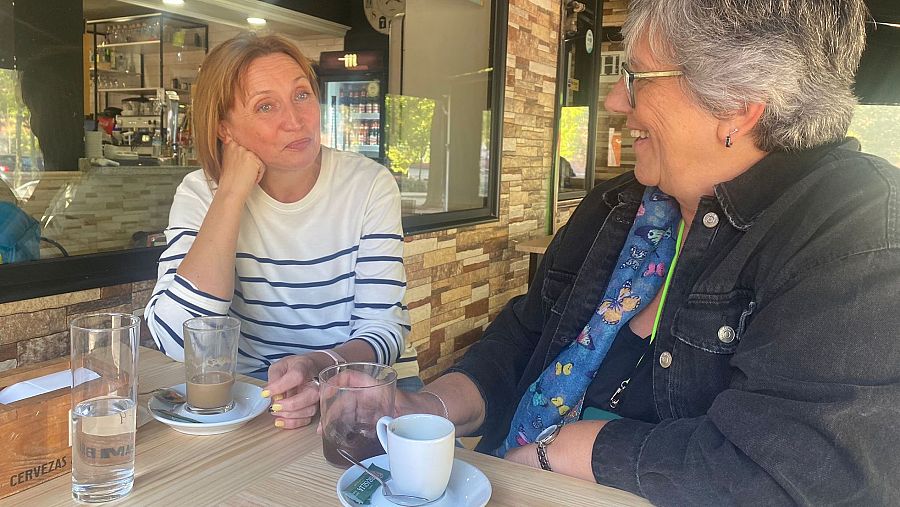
[622, 0, 868, 152]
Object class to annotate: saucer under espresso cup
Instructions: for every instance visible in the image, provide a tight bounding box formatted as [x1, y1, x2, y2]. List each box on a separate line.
[335, 454, 491, 507]
[376, 414, 455, 501]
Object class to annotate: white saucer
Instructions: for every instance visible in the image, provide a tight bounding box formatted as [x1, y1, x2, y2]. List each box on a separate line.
[336, 454, 491, 507]
[147, 381, 270, 435]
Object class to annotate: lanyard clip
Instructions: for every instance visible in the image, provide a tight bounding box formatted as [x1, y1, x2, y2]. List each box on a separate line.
[608, 379, 629, 409]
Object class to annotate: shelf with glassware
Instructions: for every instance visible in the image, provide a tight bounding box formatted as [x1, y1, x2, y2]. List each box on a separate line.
[87, 13, 207, 161]
[89, 36, 206, 105]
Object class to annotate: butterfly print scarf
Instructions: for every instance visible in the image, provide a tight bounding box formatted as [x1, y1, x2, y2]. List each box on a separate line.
[497, 187, 680, 456]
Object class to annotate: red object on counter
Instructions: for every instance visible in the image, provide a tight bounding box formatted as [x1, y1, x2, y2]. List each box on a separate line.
[98, 115, 116, 135]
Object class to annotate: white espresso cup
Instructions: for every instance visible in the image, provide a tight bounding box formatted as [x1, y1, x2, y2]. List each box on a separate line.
[376, 414, 455, 500]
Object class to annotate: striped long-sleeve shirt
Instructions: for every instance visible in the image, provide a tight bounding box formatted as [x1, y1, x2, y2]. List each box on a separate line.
[145, 148, 410, 376]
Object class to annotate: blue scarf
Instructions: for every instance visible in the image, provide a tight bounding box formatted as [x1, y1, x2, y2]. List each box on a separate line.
[498, 187, 680, 456]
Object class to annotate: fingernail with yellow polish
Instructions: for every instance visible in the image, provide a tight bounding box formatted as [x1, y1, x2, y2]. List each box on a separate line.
[261, 390, 271, 398]
[271, 404, 283, 412]
[274, 420, 285, 428]
[273, 394, 284, 402]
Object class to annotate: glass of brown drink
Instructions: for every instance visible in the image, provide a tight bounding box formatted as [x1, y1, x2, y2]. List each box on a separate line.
[319, 362, 397, 468]
[183, 316, 240, 415]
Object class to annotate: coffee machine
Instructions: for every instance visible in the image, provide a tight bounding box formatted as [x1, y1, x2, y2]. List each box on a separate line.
[111, 88, 180, 161]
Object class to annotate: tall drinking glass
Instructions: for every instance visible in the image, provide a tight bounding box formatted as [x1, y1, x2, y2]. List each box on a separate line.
[319, 362, 397, 467]
[183, 316, 240, 415]
[70, 313, 140, 503]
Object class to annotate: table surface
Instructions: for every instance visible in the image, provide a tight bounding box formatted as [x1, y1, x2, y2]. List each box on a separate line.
[515, 235, 554, 255]
[7, 348, 650, 507]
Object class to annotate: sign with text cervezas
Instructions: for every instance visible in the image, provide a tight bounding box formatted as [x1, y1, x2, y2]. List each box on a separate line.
[0, 357, 73, 499]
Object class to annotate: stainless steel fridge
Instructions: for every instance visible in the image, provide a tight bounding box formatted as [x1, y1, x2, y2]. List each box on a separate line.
[318, 50, 387, 163]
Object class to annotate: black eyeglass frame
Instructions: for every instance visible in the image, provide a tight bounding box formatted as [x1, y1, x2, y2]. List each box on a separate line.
[620, 63, 684, 107]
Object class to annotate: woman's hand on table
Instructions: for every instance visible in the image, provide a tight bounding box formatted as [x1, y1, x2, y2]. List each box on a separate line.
[504, 420, 607, 482]
[264, 354, 329, 429]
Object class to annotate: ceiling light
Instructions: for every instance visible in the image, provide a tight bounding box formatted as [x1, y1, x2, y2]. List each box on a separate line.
[163, 0, 185, 5]
[247, 17, 267, 26]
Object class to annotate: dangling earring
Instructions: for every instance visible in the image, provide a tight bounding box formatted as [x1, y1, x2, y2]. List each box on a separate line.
[725, 128, 738, 148]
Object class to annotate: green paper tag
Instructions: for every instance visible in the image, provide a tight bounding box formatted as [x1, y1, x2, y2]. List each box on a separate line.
[342, 463, 391, 505]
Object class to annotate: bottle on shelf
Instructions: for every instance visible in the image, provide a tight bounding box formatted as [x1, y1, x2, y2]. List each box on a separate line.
[151, 128, 162, 157]
[358, 89, 367, 114]
[348, 90, 356, 114]
[358, 121, 369, 146]
[368, 120, 380, 145]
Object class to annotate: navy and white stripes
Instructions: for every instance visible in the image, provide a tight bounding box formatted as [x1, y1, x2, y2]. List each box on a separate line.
[145, 148, 411, 374]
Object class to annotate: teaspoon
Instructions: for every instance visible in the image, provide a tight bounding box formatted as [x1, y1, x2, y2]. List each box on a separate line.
[337, 448, 433, 506]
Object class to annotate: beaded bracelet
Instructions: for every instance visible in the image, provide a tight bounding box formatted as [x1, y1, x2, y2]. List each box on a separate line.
[421, 390, 450, 420]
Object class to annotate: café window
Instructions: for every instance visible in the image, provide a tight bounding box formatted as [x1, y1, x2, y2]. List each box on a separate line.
[0, 70, 44, 204]
[314, 0, 504, 235]
[552, 0, 602, 200]
[0, 0, 508, 302]
[849, 19, 900, 166]
[601, 53, 620, 77]
[594, 30, 632, 185]
[383, 0, 505, 234]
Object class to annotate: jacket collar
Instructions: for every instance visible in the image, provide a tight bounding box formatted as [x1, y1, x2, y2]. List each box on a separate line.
[714, 138, 858, 230]
[601, 173, 644, 209]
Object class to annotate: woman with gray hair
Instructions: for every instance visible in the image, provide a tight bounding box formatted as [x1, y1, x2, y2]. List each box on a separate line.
[394, 0, 900, 504]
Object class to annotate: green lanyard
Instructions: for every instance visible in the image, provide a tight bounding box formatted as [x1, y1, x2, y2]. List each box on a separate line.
[609, 219, 685, 409]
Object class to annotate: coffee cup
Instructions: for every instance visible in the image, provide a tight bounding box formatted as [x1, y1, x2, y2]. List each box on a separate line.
[183, 316, 240, 415]
[376, 414, 455, 501]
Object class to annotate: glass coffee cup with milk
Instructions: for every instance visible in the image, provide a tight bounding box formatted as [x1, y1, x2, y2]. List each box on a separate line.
[183, 316, 240, 415]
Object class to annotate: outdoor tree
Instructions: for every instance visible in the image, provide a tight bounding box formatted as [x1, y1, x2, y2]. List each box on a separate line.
[384, 94, 435, 176]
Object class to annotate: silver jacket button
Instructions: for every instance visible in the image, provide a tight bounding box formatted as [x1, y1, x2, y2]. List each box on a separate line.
[659, 351, 673, 368]
[717, 325, 736, 343]
[703, 212, 720, 228]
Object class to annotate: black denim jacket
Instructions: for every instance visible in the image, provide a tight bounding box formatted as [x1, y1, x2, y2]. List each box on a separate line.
[449, 139, 900, 505]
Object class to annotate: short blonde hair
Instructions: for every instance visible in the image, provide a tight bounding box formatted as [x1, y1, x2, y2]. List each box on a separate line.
[192, 33, 318, 182]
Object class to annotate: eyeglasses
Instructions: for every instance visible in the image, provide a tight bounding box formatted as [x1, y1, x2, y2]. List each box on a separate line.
[619, 63, 684, 108]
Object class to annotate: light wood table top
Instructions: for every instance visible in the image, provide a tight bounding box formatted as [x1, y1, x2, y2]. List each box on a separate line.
[514, 235, 555, 255]
[8, 348, 650, 506]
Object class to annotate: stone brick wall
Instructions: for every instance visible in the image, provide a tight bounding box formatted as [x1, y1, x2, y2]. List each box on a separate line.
[1, 0, 559, 382]
[0, 282, 155, 372]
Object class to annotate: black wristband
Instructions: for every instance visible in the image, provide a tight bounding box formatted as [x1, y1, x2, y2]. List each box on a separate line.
[536, 443, 552, 471]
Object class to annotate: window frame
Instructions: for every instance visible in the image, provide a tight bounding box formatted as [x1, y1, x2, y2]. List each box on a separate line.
[399, 0, 507, 235]
[0, 0, 509, 303]
[552, 0, 603, 202]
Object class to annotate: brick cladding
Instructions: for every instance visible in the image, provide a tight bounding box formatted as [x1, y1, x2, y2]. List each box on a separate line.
[0, 282, 157, 373]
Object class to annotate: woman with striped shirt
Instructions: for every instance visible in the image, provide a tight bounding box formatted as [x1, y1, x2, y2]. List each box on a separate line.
[145, 34, 410, 430]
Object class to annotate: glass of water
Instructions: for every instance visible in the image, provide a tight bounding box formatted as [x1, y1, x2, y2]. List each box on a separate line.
[70, 313, 140, 503]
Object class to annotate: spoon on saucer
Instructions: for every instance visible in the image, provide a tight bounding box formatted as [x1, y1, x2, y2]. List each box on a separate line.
[337, 448, 433, 507]
[142, 388, 203, 423]
[152, 407, 202, 424]
[142, 387, 187, 406]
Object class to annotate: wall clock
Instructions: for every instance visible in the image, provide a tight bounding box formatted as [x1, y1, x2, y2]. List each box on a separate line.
[364, 0, 406, 35]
